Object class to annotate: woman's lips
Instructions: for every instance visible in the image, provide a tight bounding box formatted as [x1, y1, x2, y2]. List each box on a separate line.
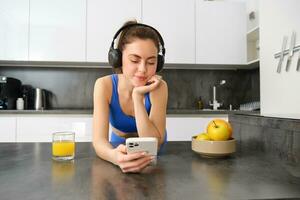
[135, 76, 147, 81]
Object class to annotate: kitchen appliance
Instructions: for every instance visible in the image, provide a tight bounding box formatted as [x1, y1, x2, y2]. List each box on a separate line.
[0, 76, 22, 109]
[21, 85, 34, 110]
[34, 88, 47, 110]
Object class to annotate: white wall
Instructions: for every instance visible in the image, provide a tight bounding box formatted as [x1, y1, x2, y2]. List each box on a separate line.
[260, 0, 300, 119]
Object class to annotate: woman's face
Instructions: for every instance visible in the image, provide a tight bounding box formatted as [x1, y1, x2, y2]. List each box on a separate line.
[122, 38, 158, 87]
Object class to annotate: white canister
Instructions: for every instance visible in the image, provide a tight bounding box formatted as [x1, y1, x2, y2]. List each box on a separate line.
[16, 98, 24, 110]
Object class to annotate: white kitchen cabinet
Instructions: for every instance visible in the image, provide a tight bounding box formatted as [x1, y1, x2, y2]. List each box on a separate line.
[142, 0, 195, 64]
[166, 115, 228, 141]
[4, 114, 228, 142]
[246, 0, 259, 64]
[246, 0, 259, 32]
[196, 1, 246, 65]
[87, 0, 142, 62]
[29, 0, 86, 61]
[260, 0, 300, 119]
[0, 0, 29, 60]
[16, 115, 93, 142]
[0, 117, 16, 142]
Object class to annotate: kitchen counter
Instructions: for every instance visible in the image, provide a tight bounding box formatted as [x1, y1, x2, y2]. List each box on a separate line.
[0, 109, 259, 116]
[0, 142, 299, 200]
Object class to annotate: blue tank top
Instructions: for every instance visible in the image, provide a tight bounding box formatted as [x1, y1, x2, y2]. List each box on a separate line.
[109, 74, 152, 133]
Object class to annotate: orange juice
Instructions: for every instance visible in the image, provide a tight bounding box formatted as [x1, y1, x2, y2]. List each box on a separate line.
[52, 141, 75, 157]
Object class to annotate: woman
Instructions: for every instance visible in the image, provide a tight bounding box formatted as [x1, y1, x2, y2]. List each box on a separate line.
[92, 21, 168, 173]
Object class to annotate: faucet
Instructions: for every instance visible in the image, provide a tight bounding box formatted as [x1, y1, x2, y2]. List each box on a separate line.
[209, 80, 226, 110]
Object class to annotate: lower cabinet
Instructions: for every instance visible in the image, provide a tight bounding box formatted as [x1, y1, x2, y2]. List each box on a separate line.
[166, 115, 228, 141]
[0, 116, 17, 142]
[0, 114, 228, 142]
[16, 115, 93, 142]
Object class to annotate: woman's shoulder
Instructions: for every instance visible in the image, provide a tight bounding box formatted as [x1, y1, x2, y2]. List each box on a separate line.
[149, 79, 168, 101]
[94, 75, 114, 102]
[154, 79, 168, 93]
[95, 75, 114, 88]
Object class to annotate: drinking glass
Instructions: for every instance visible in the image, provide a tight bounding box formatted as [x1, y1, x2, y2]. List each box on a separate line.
[52, 132, 75, 161]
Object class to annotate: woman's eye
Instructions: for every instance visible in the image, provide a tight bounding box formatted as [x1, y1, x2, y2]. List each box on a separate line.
[131, 60, 139, 63]
[148, 62, 155, 65]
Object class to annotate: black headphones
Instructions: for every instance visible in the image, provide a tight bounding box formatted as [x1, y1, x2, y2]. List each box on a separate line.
[108, 23, 166, 72]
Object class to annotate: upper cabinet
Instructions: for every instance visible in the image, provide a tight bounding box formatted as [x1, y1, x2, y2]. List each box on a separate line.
[29, 0, 86, 61]
[0, 0, 29, 61]
[246, 0, 259, 64]
[0, 0, 249, 67]
[196, 1, 246, 65]
[142, 0, 195, 64]
[87, 0, 141, 62]
[246, 0, 259, 32]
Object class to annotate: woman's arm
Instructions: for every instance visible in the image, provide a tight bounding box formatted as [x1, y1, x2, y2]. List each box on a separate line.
[132, 77, 168, 147]
[92, 77, 116, 163]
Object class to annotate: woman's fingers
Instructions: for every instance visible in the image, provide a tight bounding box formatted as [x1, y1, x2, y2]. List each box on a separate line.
[122, 156, 153, 173]
[147, 78, 160, 89]
[121, 151, 146, 162]
[116, 144, 127, 153]
[129, 157, 153, 173]
[132, 75, 162, 97]
[148, 75, 162, 82]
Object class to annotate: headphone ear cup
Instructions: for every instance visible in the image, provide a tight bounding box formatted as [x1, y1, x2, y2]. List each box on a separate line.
[156, 54, 164, 72]
[108, 48, 122, 68]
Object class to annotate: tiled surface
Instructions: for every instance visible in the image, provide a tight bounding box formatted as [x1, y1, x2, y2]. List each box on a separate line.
[0, 66, 259, 110]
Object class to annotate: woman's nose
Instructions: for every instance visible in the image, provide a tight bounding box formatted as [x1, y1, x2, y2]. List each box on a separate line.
[137, 61, 146, 72]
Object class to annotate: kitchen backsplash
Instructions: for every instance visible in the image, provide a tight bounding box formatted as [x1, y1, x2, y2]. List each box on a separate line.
[0, 66, 259, 110]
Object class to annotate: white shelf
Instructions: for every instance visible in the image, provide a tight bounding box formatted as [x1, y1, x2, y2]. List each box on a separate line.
[247, 58, 260, 65]
[247, 26, 259, 42]
[247, 26, 259, 63]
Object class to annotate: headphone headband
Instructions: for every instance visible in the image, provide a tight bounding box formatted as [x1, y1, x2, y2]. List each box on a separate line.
[108, 22, 166, 72]
[110, 23, 165, 55]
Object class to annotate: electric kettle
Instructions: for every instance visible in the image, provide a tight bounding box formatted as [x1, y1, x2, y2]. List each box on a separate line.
[34, 88, 46, 110]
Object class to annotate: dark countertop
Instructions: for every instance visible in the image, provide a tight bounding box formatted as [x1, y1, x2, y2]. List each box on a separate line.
[0, 109, 260, 116]
[0, 142, 299, 200]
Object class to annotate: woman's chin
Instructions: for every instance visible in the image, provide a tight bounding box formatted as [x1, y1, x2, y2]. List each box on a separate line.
[132, 80, 146, 87]
[134, 83, 146, 87]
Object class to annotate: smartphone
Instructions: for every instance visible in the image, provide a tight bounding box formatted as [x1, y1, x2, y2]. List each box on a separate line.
[126, 137, 158, 155]
[126, 137, 158, 164]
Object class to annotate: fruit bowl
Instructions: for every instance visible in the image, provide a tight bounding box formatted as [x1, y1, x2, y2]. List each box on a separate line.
[191, 136, 236, 158]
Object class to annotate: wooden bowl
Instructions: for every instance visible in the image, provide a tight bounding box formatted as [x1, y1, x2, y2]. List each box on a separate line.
[191, 136, 236, 158]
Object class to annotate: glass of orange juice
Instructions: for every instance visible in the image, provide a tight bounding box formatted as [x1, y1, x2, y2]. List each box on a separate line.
[52, 132, 75, 161]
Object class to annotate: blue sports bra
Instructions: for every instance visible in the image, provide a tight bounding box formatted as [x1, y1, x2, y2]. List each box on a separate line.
[109, 74, 152, 133]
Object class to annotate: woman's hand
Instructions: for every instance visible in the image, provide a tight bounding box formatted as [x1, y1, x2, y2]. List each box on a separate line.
[132, 75, 162, 99]
[113, 144, 153, 173]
